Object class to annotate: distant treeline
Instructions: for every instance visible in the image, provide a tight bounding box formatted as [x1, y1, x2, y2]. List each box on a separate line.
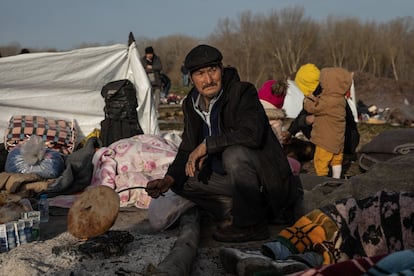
[2, 6, 413, 87]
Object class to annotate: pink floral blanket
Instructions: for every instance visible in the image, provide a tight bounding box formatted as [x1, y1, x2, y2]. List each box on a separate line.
[91, 134, 179, 209]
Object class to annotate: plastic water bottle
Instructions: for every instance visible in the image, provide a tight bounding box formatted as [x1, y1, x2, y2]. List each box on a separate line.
[38, 194, 49, 223]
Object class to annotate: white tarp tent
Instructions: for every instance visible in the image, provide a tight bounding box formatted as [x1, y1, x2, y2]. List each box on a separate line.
[0, 41, 159, 143]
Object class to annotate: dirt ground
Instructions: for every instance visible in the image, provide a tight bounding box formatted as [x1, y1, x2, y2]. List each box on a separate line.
[353, 72, 414, 111]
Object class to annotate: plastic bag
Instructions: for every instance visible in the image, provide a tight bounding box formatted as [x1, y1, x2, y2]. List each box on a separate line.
[5, 136, 64, 179]
[147, 190, 196, 231]
[20, 135, 45, 165]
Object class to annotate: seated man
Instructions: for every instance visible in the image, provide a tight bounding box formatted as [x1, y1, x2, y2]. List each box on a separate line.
[146, 44, 303, 242]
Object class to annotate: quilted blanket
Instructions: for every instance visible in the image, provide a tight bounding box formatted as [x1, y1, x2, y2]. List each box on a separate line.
[91, 134, 179, 208]
[321, 190, 414, 262]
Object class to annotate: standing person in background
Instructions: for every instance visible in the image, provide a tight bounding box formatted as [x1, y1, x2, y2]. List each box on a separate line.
[180, 62, 189, 87]
[303, 67, 353, 178]
[146, 44, 303, 242]
[141, 46, 163, 112]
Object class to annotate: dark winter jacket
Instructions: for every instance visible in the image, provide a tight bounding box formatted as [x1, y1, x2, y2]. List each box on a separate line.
[288, 109, 313, 139]
[140, 54, 162, 87]
[168, 67, 300, 213]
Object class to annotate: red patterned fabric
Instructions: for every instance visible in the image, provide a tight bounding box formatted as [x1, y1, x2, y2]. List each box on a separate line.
[4, 115, 77, 154]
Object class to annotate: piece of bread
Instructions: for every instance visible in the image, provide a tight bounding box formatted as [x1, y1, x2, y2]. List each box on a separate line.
[67, 185, 119, 239]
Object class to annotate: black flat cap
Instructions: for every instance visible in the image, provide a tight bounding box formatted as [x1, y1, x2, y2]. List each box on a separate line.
[145, 46, 154, 54]
[184, 44, 223, 73]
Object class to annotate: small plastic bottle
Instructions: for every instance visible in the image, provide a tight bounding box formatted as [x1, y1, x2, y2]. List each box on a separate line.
[38, 194, 49, 223]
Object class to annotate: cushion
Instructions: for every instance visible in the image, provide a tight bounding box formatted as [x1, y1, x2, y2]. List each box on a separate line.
[4, 115, 77, 154]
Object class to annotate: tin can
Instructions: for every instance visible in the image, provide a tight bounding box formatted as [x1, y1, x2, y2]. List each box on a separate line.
[5, 222, 16, 250]
[17, 220, 27, 244]
[20, 219, 33, 243]
[21, 211, 40, 241]
[13, 222, 20, 246]
[0, 224, 8, 252]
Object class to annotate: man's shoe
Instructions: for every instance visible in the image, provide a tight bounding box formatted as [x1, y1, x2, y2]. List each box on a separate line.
[219, 247, 271, 274]
[236, 257, 310, 276]
[213, 223, 269, 243]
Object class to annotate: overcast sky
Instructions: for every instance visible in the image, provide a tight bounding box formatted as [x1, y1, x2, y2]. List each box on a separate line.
[1, 0, 413, 51]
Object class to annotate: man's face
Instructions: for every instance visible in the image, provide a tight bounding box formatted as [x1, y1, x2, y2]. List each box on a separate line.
[191, 65, 222, 98]
[145, 53, 154, 60]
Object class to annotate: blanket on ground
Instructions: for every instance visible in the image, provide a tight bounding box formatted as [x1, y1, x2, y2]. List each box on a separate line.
[0, 172, 54, 195]
[358, 128, 414, 171]
[277, 190, 414, 265]
[321, 190, 414, 262]
[91, 134, 178, 208]
[302, 153, 414, 213]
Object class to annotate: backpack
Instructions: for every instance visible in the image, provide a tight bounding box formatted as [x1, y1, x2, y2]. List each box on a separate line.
[100, 79, 144, 147]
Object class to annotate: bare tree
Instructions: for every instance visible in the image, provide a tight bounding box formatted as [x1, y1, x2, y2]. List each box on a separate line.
[321, 16, 350, 67]
[261, 6, 319, 78]
[210, 17, 238, 58]
[231, 11, 259, 83]
[380, 17, 414, 81]
[321, 16, 377, 70]
[212, 13, 276, 86]
[402, 24, 414, 79]
[136, 35, 200, 85]
[356, 21, 379, 73]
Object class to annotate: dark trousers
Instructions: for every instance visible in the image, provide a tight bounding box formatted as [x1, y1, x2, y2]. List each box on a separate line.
[175, 145, 268, 228]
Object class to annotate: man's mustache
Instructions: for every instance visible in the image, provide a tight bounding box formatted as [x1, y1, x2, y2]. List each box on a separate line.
[202, 82, 218, 89]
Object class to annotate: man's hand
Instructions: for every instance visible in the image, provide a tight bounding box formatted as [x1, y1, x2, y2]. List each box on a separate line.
[186, 141, 207, 177]
[146, 175, 174, 198]
[281, 130, 292, 145]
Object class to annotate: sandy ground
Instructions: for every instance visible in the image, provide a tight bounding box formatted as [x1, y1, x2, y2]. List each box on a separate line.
[0, 204, 286, 276]
[0, 207, 176, 275]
